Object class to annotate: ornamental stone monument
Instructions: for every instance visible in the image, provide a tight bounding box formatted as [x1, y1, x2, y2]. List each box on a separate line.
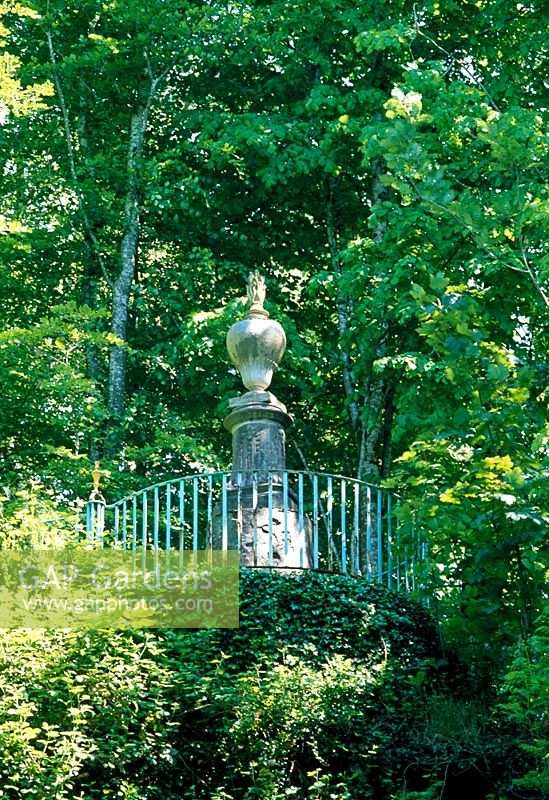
[218, 272, 311, 568]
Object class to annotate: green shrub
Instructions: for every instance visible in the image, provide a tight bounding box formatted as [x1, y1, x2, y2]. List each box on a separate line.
[0, 570, 527, 799]
[499, 608, 549, 796]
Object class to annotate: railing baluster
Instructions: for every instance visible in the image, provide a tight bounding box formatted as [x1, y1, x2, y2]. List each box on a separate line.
[298, 472, 304, 568]
[114, 505, 120, 546]
[282, 471, 289, 564]
[142, 491, 148, 551]
[97, 502, 105, 546]
[252, 471, 258, 566]
[193, 477, 199, 553]
[207, 473, 213, 551]
[313, 473, 319, 569]
[340, 478, 347, 573]
[179, 480, 185, 550]
[122, 500, 128, 551]
[377, 488, 383, 584]
[267, 472, 273, 566]
[236, 471, 243, 551]
[177, 480, 185, 571]
[221, 473, 228, 550]
[132, 495, 137, 552]
[166, 483, 171, 551]
[88, 503, 94, 545]
[85, 502, 92, 542]
[153, 486, 159, 552]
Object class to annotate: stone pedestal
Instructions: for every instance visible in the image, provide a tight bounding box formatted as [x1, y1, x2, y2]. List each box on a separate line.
[221, 390, 311, 568]
[224, 390, 290, 479]
[213, 483, 312, 568]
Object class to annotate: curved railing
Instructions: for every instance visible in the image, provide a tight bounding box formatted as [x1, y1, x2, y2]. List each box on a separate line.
[85, 470, 428, 595]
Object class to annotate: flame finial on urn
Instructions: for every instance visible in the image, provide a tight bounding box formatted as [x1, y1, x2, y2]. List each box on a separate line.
[226, 272, 286, 392]
[246, 271, 269, 317]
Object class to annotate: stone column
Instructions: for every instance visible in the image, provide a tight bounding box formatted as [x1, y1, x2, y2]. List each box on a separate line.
[220, 272, 311, 568]
[224, 391, 291, 481]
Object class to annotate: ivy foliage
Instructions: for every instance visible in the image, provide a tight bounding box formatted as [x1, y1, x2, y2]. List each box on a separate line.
[0, 570, 543, 799]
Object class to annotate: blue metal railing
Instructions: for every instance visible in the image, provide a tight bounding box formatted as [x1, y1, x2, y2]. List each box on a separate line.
[84, 470, 427, 595]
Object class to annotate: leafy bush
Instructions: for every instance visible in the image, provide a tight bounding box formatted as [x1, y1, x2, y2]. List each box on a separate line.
[0, 628, 182, 800]
[0, 570, 537, 799]
[0, 571, 443, 799]
[499, 608, 549, 796]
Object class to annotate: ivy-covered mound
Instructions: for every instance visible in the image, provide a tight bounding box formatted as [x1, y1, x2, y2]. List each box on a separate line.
[0, 570, 535, 800]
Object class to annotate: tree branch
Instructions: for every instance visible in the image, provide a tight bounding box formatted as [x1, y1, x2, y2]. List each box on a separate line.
[408, 180, 549, 309]
[412, 4, 501, 113]
[518, 236, 549, 309]
[46, 30, 113, 290]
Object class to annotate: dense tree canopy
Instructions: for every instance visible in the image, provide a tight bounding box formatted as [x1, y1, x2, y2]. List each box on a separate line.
[0, 0, 547, 796]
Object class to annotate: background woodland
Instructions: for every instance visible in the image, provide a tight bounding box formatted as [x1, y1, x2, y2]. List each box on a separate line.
[0, 1, 547, 797]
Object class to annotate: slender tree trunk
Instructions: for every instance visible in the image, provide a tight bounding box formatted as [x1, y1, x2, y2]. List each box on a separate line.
[48, 29, 165, 458]
[108, 102, 145, 418]
[324, 169, 391, 483]
[381, 383, 395, 479]
[325, 177, 360, 439]
[47, 32, 113, 291]
[82, 268, 101, 462]
[76, 99, 103, 462]
[356, 161, 390, 482]
[106, 79, 159, 452]
[356, 333, 388, 483]
[358, 380, 384, 483]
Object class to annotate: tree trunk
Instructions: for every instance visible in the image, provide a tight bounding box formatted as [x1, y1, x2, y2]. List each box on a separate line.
[356, 161, 390, 482]
[325, 177, 360, 440]
[356, 339, 388, 484]
[381, 382, 396, 479]
[106, 80, 158, 451]
[76, 102, 102, 462]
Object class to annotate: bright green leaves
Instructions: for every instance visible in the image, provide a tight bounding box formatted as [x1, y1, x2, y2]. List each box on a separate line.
[362, 54, 549, 310]
[429, 271, 449, 292]
[0, 303, 109, 491]
[0, 4, 54, 119]
[0, 627, 182, 799]
[354, 24, 414, 55]
[86, 32, 119, 54]
[476, 453, 517, 478]
[477, 107, 547, 173]
[388, 235, 546, 664]
[0, 50, 54, 116]
[0, 571, 446, 798]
